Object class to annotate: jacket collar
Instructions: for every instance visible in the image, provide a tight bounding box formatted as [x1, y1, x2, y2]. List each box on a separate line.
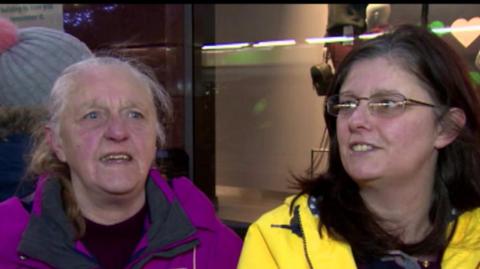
[18, 169, 198, 269]
[288, 194, 357, 269]
[150, 171, 218, 231]
[18, 176, 96, 269]
[142, 170, 197, 255]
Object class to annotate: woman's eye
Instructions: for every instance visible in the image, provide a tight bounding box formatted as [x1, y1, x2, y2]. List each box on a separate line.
[338, 99, 357, 108]
[128, 111, 144, 119]
[336, 102, 357, 110]
[83, 111, 98, 119]
[375, 99, 399, 108]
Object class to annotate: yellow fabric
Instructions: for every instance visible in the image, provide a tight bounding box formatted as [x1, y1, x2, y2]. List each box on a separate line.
[237, 194, 480, 269]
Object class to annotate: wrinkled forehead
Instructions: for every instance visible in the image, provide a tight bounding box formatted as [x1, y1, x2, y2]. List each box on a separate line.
[66, 64, 154, 104]
[75, 64, 145, 87]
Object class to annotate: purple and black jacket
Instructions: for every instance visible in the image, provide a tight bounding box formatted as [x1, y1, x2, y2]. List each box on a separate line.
[0, 168, 242, 269]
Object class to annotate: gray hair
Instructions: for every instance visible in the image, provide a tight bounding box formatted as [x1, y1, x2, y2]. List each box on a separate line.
[48, 56, 173, 147]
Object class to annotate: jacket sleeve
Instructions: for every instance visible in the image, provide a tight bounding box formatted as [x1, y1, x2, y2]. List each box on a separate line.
[237, 222, 277, 269]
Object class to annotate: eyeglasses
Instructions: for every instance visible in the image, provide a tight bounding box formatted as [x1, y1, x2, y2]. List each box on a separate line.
[326, 93, 436, 118]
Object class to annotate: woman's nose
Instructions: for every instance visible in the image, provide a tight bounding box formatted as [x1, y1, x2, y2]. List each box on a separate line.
[104, 116, 129, 141]
[347, 102, 372, 131]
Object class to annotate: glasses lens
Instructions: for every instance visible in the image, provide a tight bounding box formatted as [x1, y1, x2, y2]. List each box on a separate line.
[327, 95, 357, 116]
[369, 94, 406, 117]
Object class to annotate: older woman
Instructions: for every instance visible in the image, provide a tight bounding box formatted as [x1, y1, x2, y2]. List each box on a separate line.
[238, 25, 480, 268]
[0, 57, 242, 269]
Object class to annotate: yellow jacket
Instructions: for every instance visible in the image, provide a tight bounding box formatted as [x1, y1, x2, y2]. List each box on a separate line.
[238, 195, 480, 269]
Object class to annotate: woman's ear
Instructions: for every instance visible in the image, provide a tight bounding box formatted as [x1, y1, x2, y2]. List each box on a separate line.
[434, 107, 466, 149]
[45, 125, 67, 162]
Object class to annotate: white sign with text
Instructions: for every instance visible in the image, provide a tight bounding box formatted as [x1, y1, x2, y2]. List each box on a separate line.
[0, 4, 63, 30]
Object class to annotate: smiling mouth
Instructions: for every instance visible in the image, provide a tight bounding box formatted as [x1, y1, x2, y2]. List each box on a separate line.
[100, 153, 132, 162]
[351, 144, 373, 152]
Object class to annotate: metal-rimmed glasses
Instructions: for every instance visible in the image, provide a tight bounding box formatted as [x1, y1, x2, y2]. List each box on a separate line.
[326, 93, 436, 118]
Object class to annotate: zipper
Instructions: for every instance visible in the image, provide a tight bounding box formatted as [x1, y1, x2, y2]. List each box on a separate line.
[193, 246, 197, 269]
[298, 208, 314, 269]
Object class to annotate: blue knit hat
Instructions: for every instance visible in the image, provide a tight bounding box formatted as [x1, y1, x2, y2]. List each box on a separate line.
[0, 17, 92, 107]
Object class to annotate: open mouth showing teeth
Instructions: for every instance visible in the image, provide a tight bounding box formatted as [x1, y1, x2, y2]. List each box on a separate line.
[351, 144, 373, 152]
[100, 154, 132, 162]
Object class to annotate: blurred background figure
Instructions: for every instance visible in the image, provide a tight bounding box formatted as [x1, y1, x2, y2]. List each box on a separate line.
[326, 4, 367, 37]
[365, 4, 392, 33]
[326, 4, 367, 71]
[311, 4, 392, 97]
[0, 17, 92, 201]
[311, 4, 368, 97]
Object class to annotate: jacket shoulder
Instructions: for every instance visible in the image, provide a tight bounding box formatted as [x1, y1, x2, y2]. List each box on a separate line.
[169, 177, 243, 268]
[0, 197, 29, 230]
[169, 177, 216, 220]
[450, 207, 480, 247]
[239, 194, 310, 268]
[168, 176, 237, 233]
[0, 197, 30, 261]
[253, 194, 306, 228]
[441, 207, 480, 268]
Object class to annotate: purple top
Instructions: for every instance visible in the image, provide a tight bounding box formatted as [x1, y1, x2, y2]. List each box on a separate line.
[82, 205, 147, 269]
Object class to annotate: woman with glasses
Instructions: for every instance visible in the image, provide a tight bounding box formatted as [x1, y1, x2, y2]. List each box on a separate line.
[238, 24, 480, 268]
